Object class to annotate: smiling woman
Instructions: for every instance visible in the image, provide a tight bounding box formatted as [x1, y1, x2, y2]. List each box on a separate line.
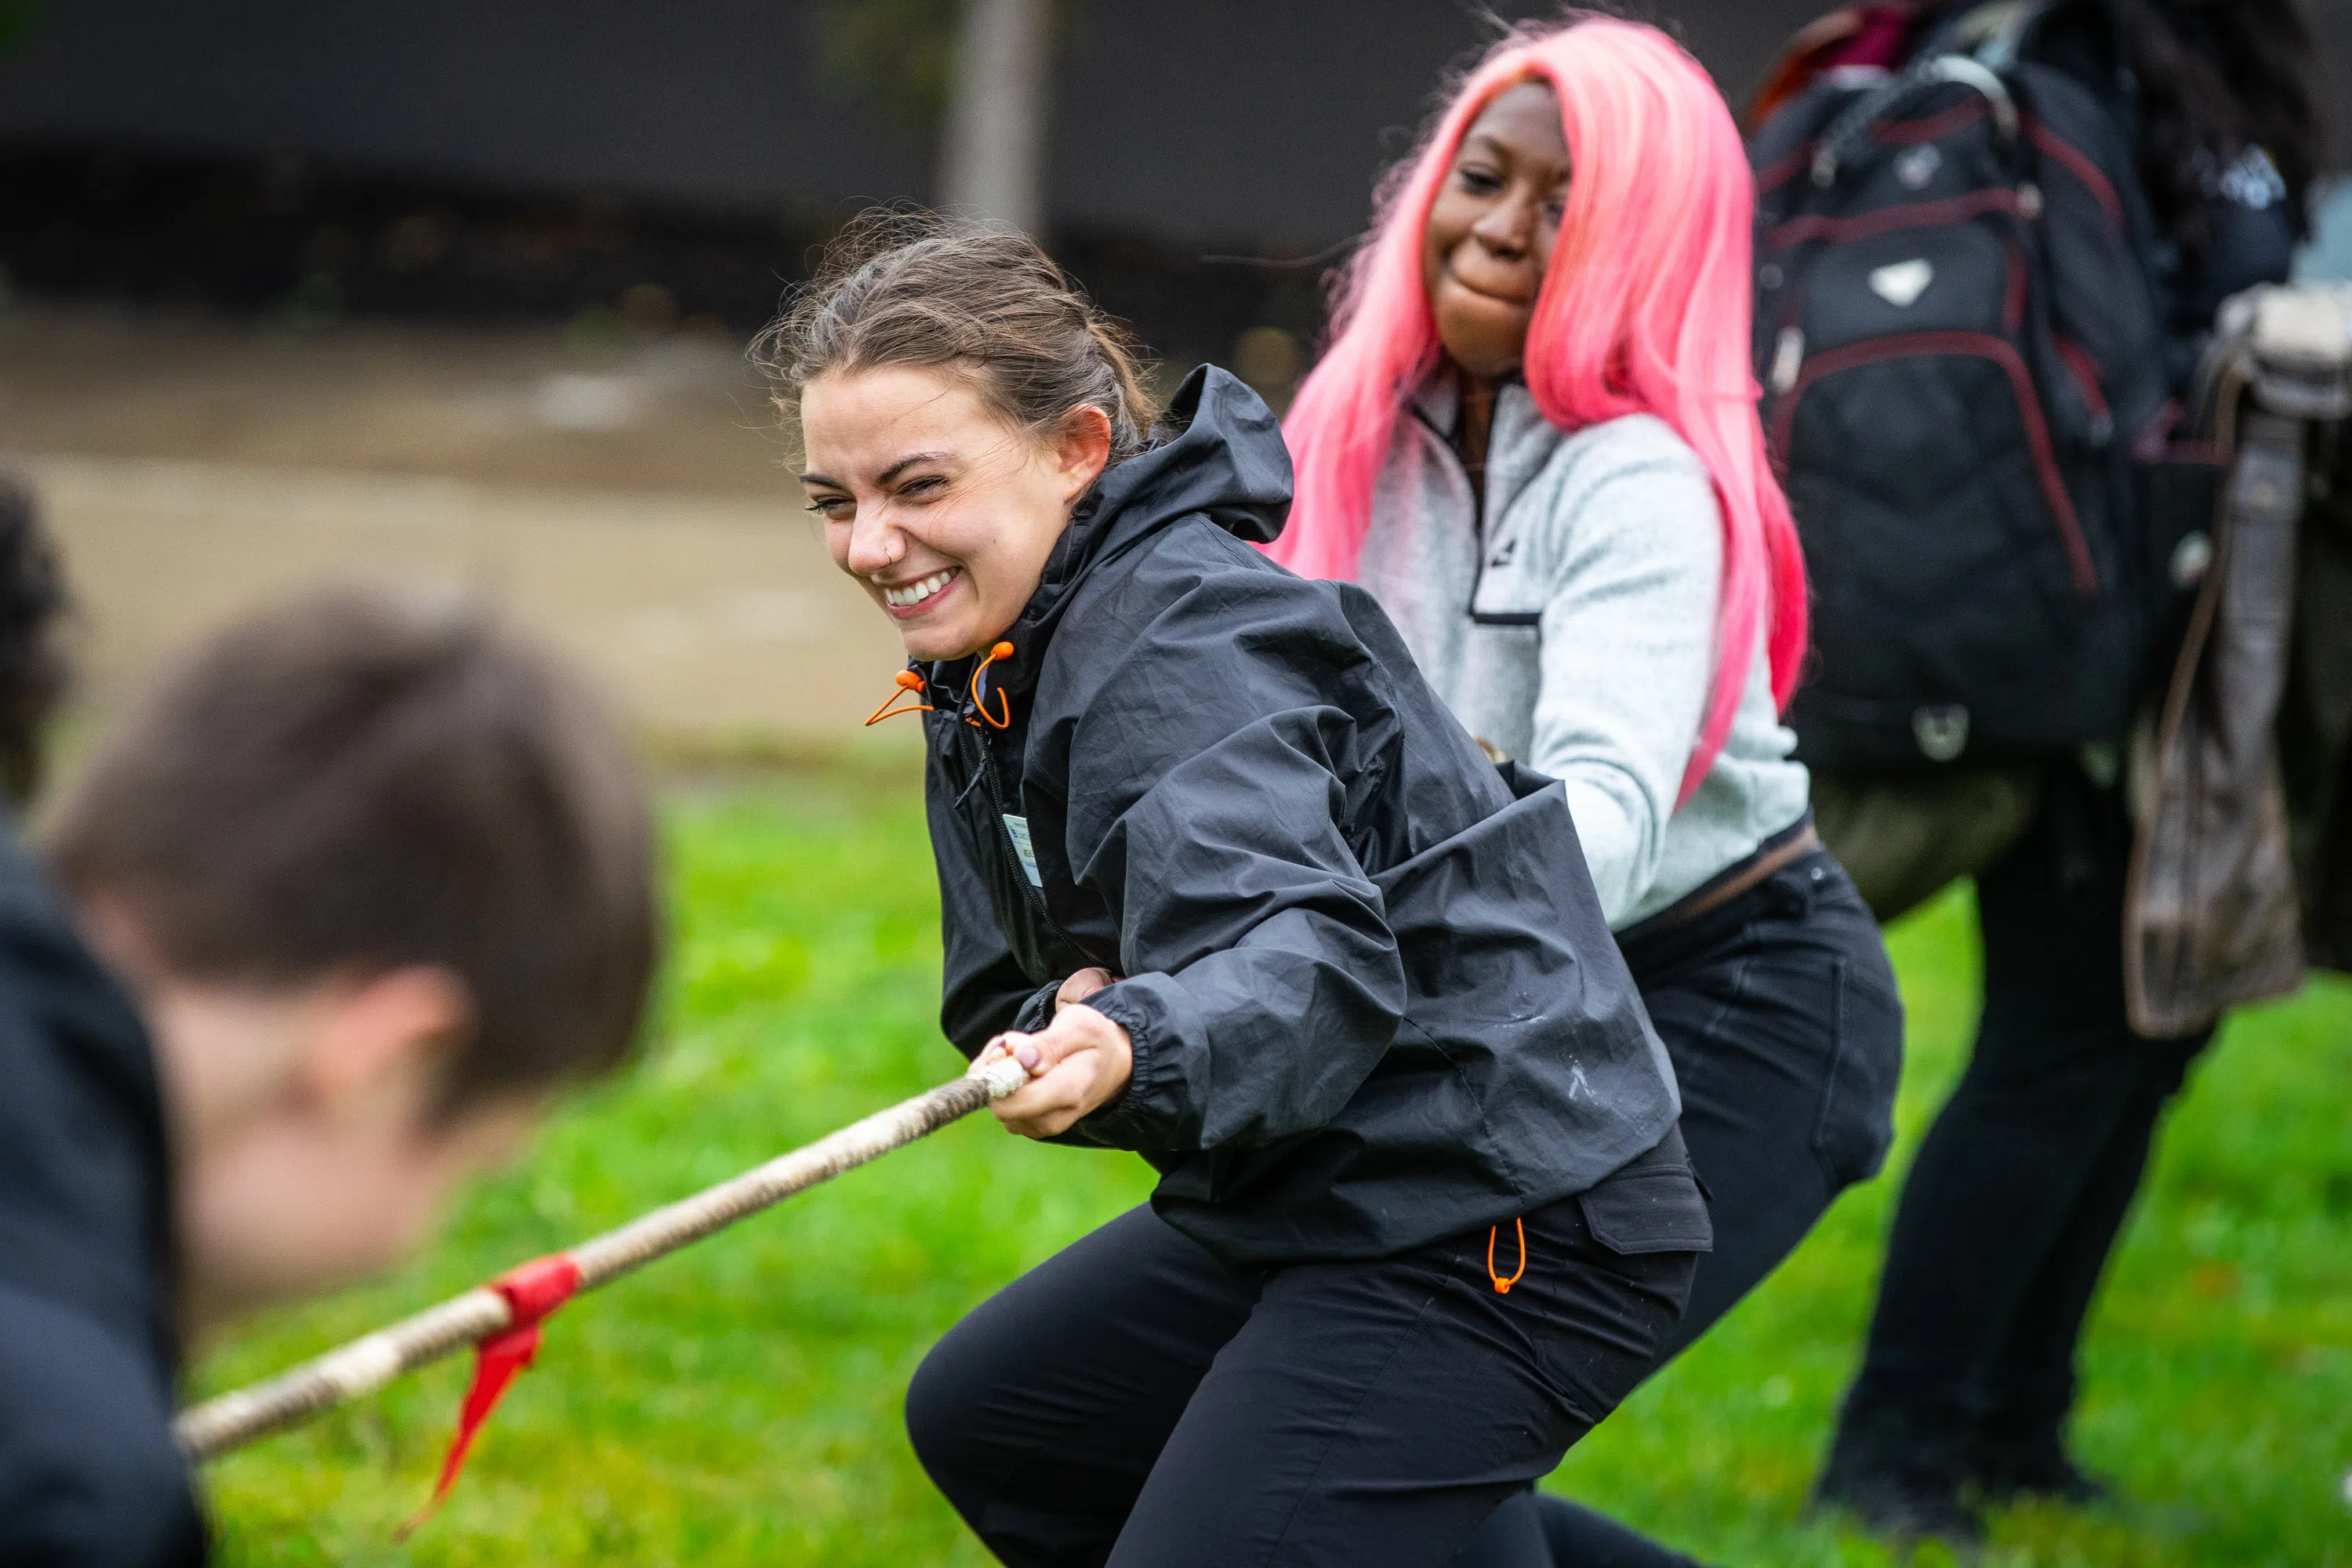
[748, 214, 1715, 1566]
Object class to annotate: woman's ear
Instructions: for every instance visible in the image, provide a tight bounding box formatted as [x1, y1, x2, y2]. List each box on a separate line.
[1051, 405, 1116, 503]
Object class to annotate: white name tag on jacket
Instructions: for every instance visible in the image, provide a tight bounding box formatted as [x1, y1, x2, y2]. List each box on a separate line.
[1001, 814, 1044, 887]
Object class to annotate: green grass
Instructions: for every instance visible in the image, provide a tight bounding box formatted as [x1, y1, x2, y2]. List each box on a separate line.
[201, 766, 2352, 1566]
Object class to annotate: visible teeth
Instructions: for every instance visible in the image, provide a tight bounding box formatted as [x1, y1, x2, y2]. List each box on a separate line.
[882, 569, 956, 608]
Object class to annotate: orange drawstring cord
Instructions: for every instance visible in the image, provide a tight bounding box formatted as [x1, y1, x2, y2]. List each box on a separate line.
[1486, 1217, 1527, 1295]
[865, 670, 932, 726]
[967, 641, 1014, 729]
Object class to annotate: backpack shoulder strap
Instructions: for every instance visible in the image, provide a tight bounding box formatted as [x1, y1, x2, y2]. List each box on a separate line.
[1971, 0, 2053, 69]
[1748, 7, 1875, 129]
[1998, 0, 2142, 130]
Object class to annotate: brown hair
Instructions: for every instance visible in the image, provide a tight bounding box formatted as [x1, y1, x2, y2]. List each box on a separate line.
[757, 211, 1160, 462]
[0, 475, 70, 807]
[2107, 0, 2327, 252]
[46, 586, 659, 1113]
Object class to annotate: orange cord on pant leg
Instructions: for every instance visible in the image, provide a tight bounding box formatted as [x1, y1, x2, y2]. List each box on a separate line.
[1486, 1217, 1526, 1295]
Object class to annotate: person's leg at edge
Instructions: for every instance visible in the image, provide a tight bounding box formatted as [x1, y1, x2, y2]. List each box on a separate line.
[1818, 763, 2192, 1536]
[1970, 1030, 2203, 1499]
[1465, 852, 1906, 1567]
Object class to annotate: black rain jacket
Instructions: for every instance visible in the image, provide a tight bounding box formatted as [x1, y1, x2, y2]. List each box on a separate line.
[921, 367, 1685, 1268]
[0, 826, 206, 1564]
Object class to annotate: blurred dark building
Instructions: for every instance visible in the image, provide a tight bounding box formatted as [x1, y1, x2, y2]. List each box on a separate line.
[0, 0, 2344, 372]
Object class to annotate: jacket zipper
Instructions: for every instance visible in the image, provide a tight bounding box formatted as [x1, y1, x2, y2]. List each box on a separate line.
[1406, 398, 1507, 625]
[1768, 329, 2099, 595]
[968, 722, 1087, 953]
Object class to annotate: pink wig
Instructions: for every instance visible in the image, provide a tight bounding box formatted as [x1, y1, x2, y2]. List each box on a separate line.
[1269, 16, 1806, 805]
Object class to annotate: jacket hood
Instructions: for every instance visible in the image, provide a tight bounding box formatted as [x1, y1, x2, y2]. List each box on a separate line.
[934, 365, 1293, 700]
[1087, 364, 1293, 553]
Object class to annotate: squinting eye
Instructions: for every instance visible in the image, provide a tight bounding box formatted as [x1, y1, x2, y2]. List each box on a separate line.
[1457, 167, 1503, 195]
[900, 476, 946, 499]
[1542, 199, 1566, 225]
[807, 497, 852, 520]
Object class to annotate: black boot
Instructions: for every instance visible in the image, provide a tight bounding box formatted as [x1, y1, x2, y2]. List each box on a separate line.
[1812, 1397, 1985, 1545]
[1969, 1421, 2114, 1506]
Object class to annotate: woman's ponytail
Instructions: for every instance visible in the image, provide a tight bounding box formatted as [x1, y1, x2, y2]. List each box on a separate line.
[1083, 316, 1160, 457]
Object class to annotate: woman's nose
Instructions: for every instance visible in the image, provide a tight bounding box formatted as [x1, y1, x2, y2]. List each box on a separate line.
[841, 510, 903, 575]
[1470, 190, 1534, 256]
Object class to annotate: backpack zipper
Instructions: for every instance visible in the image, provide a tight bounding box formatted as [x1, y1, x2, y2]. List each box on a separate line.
[1768, 329, 2098, 595]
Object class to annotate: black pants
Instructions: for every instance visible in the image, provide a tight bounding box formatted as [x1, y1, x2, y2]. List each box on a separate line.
[905, 1134, 1705, 1567]
[1828, 762, 2209, 1480]
[1465, 842, 1907, 1567]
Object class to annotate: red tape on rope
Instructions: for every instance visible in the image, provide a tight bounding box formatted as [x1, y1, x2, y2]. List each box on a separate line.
[394, 1253, 582, 1540]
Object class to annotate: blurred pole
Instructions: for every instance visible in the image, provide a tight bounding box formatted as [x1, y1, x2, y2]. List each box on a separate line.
[938, 0, 1050, 234]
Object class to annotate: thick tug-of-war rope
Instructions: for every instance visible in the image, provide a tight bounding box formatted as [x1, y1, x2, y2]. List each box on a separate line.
[173, 1054, 1035, 1526]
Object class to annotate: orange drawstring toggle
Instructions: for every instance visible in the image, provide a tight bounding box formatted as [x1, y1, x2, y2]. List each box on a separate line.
[967, 641, 1014, 729]
[865, 669, 932, 726]
[1486, 1218, 1527, 1295]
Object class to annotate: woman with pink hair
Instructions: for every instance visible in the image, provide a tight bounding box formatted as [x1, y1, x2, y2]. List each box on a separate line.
[1274, 17, 1904, 1564]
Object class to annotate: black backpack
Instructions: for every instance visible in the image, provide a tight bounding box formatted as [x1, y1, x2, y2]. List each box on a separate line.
[1752, 5, 2179, 771]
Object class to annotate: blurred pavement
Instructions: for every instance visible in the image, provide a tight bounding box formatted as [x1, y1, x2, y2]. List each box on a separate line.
[0, 307, 909, 742]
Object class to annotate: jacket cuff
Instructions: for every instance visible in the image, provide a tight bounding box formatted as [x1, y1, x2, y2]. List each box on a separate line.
[1073, 976, 1178, 1149]
[1011, 981, 1061, 1036]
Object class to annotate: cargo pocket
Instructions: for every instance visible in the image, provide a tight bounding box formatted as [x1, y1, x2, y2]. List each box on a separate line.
[1579, 1146, 1715, 1256]
[1809, 947, 1904, 1191]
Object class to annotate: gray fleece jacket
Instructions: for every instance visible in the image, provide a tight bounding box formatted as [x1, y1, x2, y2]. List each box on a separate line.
[1354, 376, 1810, 928]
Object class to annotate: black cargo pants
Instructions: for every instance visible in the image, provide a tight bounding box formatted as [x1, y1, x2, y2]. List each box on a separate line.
[905, 1132, 1709, 1567]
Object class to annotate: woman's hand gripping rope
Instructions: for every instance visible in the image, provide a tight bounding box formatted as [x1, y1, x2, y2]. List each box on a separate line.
[171, 1049, 1043, 1532]
[974, 967, 1133, 1138]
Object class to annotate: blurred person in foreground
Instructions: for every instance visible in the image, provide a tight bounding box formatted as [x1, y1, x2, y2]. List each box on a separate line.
[1271, 17, 1903, 1567]
[0, 586, 659, 1564]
